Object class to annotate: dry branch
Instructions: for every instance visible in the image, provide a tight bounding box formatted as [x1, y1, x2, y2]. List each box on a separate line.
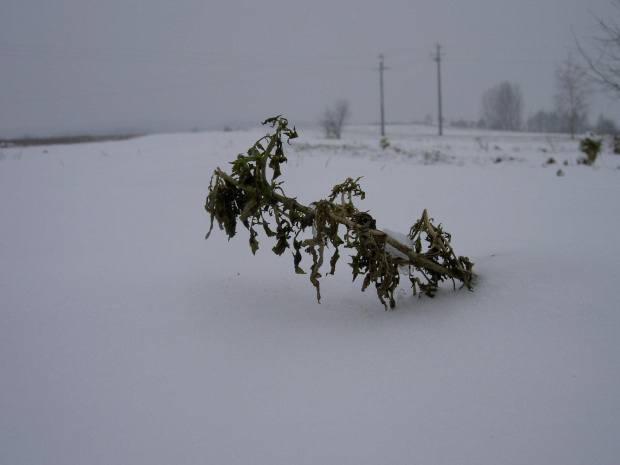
[205, 116, 475, 308]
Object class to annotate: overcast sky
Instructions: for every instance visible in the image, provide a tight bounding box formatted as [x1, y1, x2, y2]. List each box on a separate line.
[1, 0, 619, 137]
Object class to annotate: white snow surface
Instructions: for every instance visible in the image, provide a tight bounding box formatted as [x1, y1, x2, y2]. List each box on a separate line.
[1, 125, 620, 464]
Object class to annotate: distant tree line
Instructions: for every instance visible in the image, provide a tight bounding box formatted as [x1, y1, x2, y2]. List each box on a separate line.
[473, 4, 620, 137]
[452, 111, 617, 136]
[319, 2, 620, 139]
[474, 52, 618, 137]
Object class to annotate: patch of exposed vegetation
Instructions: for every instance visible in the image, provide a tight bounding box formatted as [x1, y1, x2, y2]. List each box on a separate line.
[204, 116, 475, 309]
[0, 134, 137, 148]
[578, 134, 603, 165]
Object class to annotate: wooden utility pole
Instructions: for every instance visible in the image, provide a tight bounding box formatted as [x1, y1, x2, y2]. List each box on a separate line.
[378, 54, 387, 137]
[433, 44, 444, 136]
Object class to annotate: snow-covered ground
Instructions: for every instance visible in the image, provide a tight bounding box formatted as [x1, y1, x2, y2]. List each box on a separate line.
[1, 124, 619, 464]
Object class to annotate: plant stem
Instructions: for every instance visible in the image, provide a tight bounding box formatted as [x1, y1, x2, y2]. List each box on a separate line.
[213, 168, 471, 286]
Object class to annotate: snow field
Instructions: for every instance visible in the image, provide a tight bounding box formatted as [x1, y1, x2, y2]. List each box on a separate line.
[1, 125, 619, 464]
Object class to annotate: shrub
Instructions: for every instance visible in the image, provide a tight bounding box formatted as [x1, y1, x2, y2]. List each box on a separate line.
[579, 133, 603, 165]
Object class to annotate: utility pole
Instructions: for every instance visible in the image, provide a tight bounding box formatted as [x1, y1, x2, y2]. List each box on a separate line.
[378, 54, 387, 137]
[433, 43, 444, 136]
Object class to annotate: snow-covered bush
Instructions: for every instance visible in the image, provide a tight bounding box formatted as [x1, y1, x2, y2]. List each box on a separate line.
[578, 133, 603, 165]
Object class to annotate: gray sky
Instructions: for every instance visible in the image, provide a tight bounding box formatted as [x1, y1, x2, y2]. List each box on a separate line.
[1, 0, 618, 137]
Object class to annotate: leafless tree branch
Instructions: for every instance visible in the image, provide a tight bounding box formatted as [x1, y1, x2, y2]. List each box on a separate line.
[576, 0, 620, 98]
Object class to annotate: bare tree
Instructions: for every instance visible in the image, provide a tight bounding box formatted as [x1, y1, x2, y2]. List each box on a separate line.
[527, 110, 562, 133]
[481, 81, 523, 131]
[576, 0, 620, 98]
[555, 53, 592, 139]
[320, 99, 350, 139]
